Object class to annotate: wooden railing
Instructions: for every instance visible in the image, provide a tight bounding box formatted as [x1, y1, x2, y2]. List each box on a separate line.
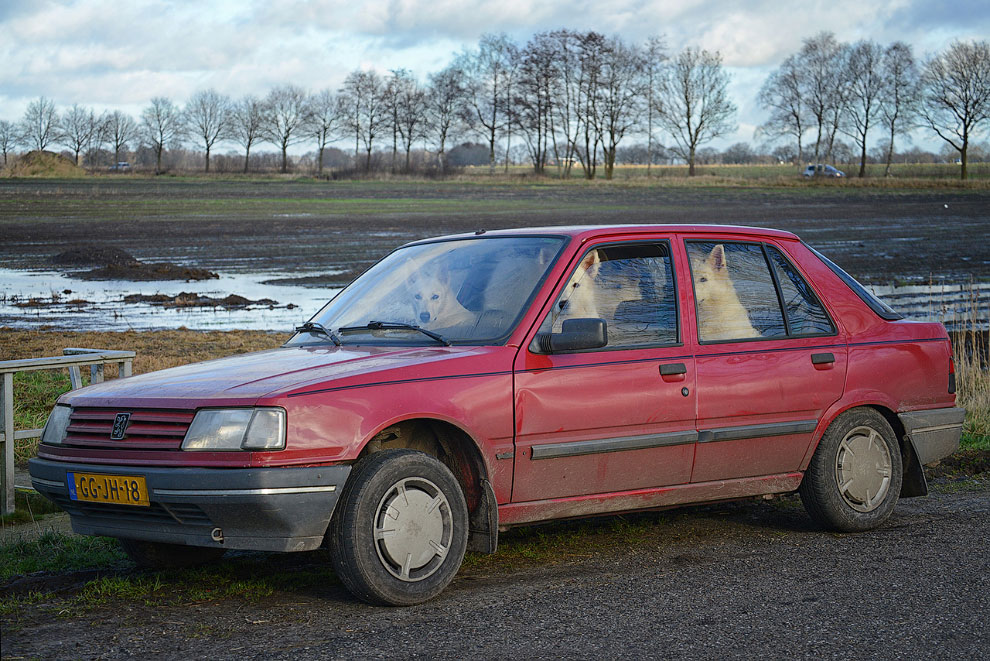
[0, 348, 135, 515]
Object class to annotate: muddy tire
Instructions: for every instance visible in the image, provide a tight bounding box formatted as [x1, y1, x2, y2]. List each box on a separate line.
[118, 539, 226, 569]
[329, 449, 468, 606]
[800, 407, 903, 532]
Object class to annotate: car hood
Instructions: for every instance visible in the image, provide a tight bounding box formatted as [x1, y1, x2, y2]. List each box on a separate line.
[62, 344, 512, 409]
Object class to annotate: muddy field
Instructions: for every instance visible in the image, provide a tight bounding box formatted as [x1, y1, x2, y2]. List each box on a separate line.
[1, 178, 988, 283]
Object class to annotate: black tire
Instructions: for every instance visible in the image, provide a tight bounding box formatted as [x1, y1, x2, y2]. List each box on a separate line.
[329, 449, 468, 606]
[800, 407, 903, 532]
[118, 539, 226, 569]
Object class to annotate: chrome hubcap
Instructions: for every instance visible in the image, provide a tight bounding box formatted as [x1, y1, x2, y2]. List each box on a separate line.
[374, 477, 452, 582]
[834, 425, 892, 513]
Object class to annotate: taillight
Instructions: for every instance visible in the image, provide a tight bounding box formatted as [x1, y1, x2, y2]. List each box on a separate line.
[948, 356, 956, 394]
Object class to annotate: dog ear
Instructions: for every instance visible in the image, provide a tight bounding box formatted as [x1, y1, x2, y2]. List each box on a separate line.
[580, 250, 601, 271]
[708, 244, 727, 272]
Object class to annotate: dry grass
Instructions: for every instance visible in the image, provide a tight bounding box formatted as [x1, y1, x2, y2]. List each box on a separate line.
[950, 290, 990, 448]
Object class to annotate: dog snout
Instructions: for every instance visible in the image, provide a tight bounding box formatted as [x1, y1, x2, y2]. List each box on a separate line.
[419, 311, 431, 323]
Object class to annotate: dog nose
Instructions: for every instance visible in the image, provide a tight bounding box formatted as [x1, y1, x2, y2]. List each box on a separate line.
[419, 312, 431, 323]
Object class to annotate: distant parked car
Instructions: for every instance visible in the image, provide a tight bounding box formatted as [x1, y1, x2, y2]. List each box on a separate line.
[31, 225, 963, 605]
[108, 162, 131, 171]
[803, 164, 845, 178]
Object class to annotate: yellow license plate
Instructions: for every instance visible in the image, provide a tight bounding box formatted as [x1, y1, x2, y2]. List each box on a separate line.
[68, 472, 150, 507]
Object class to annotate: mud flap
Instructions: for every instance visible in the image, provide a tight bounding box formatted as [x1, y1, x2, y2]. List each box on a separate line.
[900, 434, 929, 498]
[467, 478, 498, 554]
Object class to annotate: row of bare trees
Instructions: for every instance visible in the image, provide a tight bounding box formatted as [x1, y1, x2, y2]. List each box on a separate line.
[3, 32, 987, 179]
[758, 34, 990, 179]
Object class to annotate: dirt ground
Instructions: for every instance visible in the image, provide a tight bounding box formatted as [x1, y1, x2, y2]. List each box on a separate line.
[1, 178, 988, 285]
[2, 480, 988, 659]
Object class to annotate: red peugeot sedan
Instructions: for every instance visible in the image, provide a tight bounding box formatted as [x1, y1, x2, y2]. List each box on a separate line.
[30, 225, 964, 605]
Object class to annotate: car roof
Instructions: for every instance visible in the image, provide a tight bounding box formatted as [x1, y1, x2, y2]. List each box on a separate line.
[406, 224, 801, 246]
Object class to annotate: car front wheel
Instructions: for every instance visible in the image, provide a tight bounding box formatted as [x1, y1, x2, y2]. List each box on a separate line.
[329, 449, 468, 605]
[800, 407, 903, 532]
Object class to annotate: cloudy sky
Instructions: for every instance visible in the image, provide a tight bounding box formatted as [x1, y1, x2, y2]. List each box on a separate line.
[2, 0, 988, 153]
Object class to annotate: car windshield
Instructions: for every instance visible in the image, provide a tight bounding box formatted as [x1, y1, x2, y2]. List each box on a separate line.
[287, 236, 566, 346]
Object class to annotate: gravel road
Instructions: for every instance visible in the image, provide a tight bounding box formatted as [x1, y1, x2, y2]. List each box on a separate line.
[3, 480, 987, 660]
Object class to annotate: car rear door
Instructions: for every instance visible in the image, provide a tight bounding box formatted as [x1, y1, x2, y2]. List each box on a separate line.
[511, 237, 698, 502]
[685, 236, 847, 482]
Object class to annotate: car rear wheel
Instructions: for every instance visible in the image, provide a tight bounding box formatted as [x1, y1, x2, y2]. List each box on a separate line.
[800, 407, 903, 532]
[329, 449, 468, 606]
[118, 539, 226, 569]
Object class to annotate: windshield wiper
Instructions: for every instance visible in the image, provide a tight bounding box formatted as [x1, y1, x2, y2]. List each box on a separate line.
[338, 321, 451, 346]
[294, 321, 341, 346]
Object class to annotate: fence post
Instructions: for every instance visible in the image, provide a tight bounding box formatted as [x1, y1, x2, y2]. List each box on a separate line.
[1, 372, 14, 516]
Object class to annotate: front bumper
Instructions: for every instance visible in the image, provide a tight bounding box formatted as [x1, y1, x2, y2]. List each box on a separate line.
[28, 458, 351, 552]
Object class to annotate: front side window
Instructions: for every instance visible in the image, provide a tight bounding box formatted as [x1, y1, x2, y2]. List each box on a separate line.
[687, 241, 785, 342]
[537, 242, 678, 349]
[287, 236, 565, 346]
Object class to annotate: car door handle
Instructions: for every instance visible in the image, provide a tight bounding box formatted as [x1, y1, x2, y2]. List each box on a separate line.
[811, 353, 835, 365]
[660, 363, 687, 379]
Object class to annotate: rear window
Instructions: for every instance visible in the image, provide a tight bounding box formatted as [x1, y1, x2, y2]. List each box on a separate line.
[805, 244, 902, 321]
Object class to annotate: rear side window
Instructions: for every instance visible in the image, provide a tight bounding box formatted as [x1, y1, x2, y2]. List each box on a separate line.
[686, 241, 785, 342]
[805, 243, 903, 320]
[766, 246, 835, 335]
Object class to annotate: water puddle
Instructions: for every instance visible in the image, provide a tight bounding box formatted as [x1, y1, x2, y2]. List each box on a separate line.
[0, 268, 341, 332]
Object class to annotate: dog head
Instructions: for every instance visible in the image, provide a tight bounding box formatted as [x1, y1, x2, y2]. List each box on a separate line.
[691, 244, 731, 307]
[408, 267, 455, 325]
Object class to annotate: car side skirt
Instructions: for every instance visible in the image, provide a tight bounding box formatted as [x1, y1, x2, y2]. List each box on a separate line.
[497, 472, 803, 527]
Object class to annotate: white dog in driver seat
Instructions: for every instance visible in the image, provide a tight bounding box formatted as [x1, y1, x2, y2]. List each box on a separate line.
[407, 266, 475, 329]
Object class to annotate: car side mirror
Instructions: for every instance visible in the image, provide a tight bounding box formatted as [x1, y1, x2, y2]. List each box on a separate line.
[534, 318, 608, 354]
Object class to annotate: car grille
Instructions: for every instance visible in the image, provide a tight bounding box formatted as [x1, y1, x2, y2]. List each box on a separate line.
[64, 408, 194, 450]
[49, 492, 213, 526]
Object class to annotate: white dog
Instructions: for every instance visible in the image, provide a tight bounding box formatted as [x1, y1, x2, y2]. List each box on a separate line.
[691, 244, 759, 341]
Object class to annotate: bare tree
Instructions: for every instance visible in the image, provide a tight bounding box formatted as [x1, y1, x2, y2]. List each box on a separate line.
[261, 85, 310, 173]
[655, 47, 737, 176]
[394, 76, 428, 172]
[186, 89, 232, 173]
[920, 40, 990, 180]
[757, 54, 806, 163]
[548, 29, 587, 178]
[0, 120, 18, 166]
[592, 36, 646, 180]
[141, 97, 185, 174]
[878, 42, 919, 177]
[575, 32, 608, 179]
[458, 33, 517, 173]
[382, 70, 417, 172]
[797, 32, 847, 164]
[307, 89, 342, 175]
[426, 65, 466, 171]
[515, 31, 558, 173]
[842, 41, 885, 177]
[103, 110, 137, 166]
[230, 96, 264, 173]
[20, 97, 61, 152]
[643, 36, 667, 176]
[59, 105, 100, 166]
[340, 70, 386, 171]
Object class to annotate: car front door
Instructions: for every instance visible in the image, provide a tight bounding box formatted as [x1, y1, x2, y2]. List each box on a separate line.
[511, 238, 698, 502]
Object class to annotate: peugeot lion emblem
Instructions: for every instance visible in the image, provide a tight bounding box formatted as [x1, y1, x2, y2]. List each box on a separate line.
[110, 413, 131, 440]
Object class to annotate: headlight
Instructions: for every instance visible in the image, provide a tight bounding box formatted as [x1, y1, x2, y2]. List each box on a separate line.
[41, 405, 72, 445]
[181, 408, 286, 451]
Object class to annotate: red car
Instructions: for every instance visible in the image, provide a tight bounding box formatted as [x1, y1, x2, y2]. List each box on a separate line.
[30, 225, 964, 605]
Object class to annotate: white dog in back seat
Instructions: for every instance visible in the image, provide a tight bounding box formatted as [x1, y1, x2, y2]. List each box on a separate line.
[691, 244, 759, 341]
